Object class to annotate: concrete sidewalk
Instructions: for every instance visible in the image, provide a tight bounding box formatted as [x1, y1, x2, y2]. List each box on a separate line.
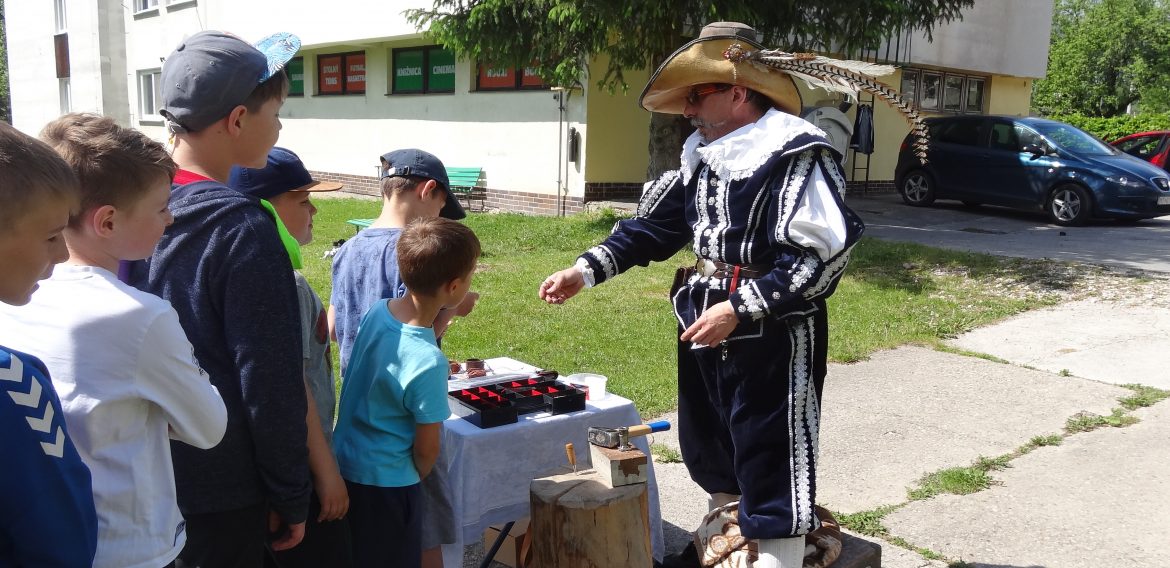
[641, 300, 1170, 568]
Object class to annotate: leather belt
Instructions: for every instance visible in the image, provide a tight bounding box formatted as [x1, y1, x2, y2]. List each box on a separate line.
[694, 258, 770, 279]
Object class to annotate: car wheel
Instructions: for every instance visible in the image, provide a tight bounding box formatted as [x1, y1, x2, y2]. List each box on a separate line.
[900, 170, 936, 206]
[1047, 184, 1092, 226]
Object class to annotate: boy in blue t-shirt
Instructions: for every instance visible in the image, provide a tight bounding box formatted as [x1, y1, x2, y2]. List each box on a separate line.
[0, 122, 97, 566]
[333, 217, 481, 568]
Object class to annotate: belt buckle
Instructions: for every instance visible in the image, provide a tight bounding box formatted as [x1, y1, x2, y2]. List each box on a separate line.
[695, 258, 717, 277]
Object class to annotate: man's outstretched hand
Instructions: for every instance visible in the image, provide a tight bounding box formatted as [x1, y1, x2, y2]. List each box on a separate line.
[539, 267, 585, 304]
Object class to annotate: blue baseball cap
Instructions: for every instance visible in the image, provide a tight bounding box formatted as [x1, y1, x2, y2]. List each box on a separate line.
[380, 149, 466, 220]
[160, 31, 301, 133]
[229, 147, 343, 200]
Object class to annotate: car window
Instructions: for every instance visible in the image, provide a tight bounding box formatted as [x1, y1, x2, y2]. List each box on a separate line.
[988, 122, 1020, 152]
[1115, 135, 1162, 159]
[1032, 122, 1118, 156]
[1016, 125, 1046, 152]
[933, 120, 982, 146]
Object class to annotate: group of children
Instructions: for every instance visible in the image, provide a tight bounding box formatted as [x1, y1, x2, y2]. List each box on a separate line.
[0, 29, 479, 568]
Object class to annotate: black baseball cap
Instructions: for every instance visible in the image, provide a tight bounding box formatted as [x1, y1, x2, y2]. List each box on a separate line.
[380, 149, 466, 220]
[160, 31, 301, 133]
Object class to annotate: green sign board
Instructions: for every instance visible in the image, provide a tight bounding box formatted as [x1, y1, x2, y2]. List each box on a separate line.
[427, 47, 455, 92]
[287, 58, 304, 96]
[394, 49, 425, 93]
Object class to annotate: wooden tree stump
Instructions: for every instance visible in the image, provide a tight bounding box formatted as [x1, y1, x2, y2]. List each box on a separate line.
[529, 470, 652, 568]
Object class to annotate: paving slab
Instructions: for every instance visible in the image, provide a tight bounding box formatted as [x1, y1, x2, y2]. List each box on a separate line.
[950, 301, 1170, 389]
[884, 400, 1170, 568]
[817, 346, 1128, 514]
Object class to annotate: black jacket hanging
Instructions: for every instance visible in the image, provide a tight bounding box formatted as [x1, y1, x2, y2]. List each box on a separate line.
[849, 104, 874, 155]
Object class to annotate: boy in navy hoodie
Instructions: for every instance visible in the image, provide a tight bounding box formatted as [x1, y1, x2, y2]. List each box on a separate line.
[0, 122, 97, 566]
[127, 31, 312, 567]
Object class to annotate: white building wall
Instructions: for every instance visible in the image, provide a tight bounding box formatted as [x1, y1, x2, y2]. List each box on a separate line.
[8, 0, 68, 133]
[909, 0, 1053, 78]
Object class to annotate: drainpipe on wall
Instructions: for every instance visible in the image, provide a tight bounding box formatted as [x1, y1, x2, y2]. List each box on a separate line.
[553, 87, 568, 216]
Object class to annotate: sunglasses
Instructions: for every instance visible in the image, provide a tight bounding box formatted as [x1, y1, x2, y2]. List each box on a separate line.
[686, 84, 732, 106]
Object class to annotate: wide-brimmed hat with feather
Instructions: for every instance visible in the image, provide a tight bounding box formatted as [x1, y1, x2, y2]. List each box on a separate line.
[640, 22, 803, 116]
[640, 22, 929, 163]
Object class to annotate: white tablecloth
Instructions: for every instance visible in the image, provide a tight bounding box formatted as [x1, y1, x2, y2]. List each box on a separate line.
[440, 393, 665, 565]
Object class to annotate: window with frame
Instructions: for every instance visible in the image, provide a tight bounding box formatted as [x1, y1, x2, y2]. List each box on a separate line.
[318, 52, 365, 95]
[54, 0, 67, 33]
[900, 68, 987, 115]
[137, 70, 162, 121]
[392, 46, 456, 94]
[476, 64, 548, 91]
[134, 0, 158, 12]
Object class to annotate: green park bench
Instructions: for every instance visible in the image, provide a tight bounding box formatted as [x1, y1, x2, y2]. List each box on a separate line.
[346, 166, 486, 232]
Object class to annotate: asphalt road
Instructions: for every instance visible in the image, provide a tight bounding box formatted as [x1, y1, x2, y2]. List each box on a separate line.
[849, 192, 1170, 273]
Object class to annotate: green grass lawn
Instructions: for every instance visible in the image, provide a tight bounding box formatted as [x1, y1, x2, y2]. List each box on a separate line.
[304, 197, 1066, 417]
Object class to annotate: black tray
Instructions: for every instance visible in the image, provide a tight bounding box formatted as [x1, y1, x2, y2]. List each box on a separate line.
[448, 386, 518, 428]
[447, 375, 586, 428]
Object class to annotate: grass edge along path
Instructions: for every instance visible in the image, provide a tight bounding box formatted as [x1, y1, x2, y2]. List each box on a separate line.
[835, 385, 1169, 566]
[304, 198, 1143, 416]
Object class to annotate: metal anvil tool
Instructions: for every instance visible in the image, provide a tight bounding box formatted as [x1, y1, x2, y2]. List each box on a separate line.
[585, 421, 670, 488]
[586, 421, 671, 450]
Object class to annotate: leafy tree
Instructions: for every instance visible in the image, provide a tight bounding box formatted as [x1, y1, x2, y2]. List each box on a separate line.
[1033, 0, 1170, 116]
[408, 0, 973, 177]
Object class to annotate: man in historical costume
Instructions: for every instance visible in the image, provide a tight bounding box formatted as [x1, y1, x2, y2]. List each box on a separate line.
[539, 22, 868, 568]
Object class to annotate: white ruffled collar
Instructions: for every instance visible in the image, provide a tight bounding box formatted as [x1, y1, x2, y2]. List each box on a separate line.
[680, 108, 826, 185]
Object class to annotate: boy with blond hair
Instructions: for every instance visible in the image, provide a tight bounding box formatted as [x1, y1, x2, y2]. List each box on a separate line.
[0, 121, 97, 566]
[334, 216, 481, 568]
[126, 30, 312, 566]
[0, 113, 228, 568]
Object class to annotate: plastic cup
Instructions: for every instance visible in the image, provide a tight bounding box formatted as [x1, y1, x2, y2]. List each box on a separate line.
[565, 373, 607, 401]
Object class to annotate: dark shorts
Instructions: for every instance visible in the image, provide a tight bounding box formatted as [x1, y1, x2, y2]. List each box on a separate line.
[345, 481, 421, 568]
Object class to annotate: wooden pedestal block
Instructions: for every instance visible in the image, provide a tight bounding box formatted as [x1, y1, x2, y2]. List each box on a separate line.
[588, 443, 649, 488]
[529, 470, 652, 568]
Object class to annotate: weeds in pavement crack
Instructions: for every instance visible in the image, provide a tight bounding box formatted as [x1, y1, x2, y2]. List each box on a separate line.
[1118, 384, 1170, 410]
[1065, 408, 1138, 433]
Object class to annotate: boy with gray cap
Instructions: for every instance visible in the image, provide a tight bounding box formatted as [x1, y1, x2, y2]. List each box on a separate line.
[126, 30, 312, 568]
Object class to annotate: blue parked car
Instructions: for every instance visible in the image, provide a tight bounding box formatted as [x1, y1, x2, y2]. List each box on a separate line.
[895, 115, 1170, 225]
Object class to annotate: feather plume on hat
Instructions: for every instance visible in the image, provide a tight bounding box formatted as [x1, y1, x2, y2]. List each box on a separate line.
[723, 44, 929, 164]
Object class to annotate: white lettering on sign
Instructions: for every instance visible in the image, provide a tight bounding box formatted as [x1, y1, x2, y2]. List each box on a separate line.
[349, 64, 365, 72]
[432, 65, 455, 75]
[291, 73, 304, 81]
[524, 67, 538, 77]
[347, 75, 364, 82]
[323, 65, 339, 73]
[486, 68, 509, 78]
[397, 67, 422, 77]
[324, 77, 338, 85]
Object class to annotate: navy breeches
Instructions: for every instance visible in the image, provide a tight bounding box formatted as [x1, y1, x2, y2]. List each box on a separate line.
[677, 307, 828, 539]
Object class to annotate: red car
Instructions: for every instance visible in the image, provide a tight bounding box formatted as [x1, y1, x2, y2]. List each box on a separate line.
[1112, 131, 1170, 169]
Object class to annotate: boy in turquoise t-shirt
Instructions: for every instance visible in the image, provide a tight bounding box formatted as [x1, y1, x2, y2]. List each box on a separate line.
[333, 217, 480, 568]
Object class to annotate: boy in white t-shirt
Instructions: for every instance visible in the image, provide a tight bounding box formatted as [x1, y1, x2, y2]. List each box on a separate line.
[0, 113, 228, 568]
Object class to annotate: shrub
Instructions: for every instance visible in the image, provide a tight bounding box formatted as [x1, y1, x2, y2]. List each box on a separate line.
[1047, 112, 1170, 142]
